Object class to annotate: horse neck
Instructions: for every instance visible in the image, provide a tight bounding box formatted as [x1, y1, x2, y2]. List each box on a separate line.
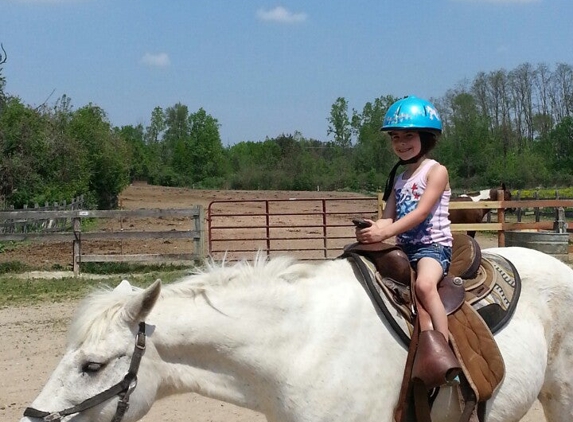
[144, 259, 404, 417]
[473, 189, 492, 201]
[472, 189, 497, 217]
[143, 262, 341, 408]
[146, 284, 288, 405]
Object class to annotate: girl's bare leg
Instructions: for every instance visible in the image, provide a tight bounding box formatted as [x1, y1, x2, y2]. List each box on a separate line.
[415, 257, 448, 340]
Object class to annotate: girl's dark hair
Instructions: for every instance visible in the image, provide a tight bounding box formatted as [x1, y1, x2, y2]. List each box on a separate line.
[419, 131, 438, 155]
[382, 130, 440, 201]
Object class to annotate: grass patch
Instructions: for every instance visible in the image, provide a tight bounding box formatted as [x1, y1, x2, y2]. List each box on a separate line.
[514, 187, 573, 199]
[80, 261, 194, 274]
[0, 268, 193, 307]
[0, 240, 29, 253]
[0, 260, 31, 274]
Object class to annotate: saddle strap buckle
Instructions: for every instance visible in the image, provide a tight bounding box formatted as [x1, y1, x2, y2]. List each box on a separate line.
[44, 413, 63, 422]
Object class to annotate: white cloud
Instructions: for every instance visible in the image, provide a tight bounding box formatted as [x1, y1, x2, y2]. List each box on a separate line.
[256, 6, 307, 24]
[140, 52, 171, 68]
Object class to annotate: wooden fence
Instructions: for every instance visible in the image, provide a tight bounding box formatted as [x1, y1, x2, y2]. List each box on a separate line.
[0, 193, 572, 274]
[0, 207, 204, 275]
[0, 196, 85, 233]
[512, 190, 573, 219]
[449, 197, 573, 247]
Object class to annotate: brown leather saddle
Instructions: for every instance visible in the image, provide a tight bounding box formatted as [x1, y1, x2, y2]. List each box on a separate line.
[341, 233, 521, 422]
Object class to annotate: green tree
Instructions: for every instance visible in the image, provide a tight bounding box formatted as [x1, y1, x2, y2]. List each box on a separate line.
[352, 95, 396, 187]
[438, 92, 493, 188]
[0, 98, 49, 205]
[146, 106, 166, 145]
[164, 103, 190, 169]
[41, 95, 91, 202]
[186, 108, 226, 186]
[227, 140, 281, 189]
[117, 124, 148, 182]
[68, 104, 130, 208]
[148, 103, 190, 186]
[327, 97, 352, 148]
[538, 116, 573, 183]
[0, 44, 7, 113]
[144, 106, 167, 183]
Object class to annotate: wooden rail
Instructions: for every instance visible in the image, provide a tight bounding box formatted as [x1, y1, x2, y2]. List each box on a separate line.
[1, 196, 571, 271]
[0, 196, 84, 233]
[0, 208, 205, 275]
[448, 198, 573, 247]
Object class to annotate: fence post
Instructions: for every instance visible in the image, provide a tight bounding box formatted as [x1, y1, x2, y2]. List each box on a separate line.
[497, 189, 505, 247]
[554, 207, 567, 233]
[516, 191, 522, 222]
[60, 199, 67, 230]
[72, 217, 81, 276]
[195, 206, 205, 260]
[534, 191, 540, 222]
[33, 203, 40, 232]
[321, 199, 328, 259]
[554, 190, 562, 230]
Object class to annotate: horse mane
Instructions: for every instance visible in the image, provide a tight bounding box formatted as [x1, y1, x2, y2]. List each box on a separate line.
[68, 253, 317, 346]
[68, 285, 136, 347]
[164, 253, 316, 298]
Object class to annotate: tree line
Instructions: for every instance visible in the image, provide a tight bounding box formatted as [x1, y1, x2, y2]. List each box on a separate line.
[1, 57, 572, 209]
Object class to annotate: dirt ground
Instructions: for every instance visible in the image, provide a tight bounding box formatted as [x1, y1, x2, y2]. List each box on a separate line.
[0, 184, 545, 421]
[0, 182, 381, 269]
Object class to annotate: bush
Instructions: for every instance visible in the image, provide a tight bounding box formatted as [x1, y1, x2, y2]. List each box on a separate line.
[0, 261, 30, 274]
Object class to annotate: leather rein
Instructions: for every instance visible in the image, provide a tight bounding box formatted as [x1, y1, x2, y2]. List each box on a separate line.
[23, 321, 147, 422]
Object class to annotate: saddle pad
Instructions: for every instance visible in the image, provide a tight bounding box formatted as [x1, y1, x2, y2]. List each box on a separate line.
[448, 302, 505, 401]
[469, 252, 521, 334]
[352, 251, 521, 347]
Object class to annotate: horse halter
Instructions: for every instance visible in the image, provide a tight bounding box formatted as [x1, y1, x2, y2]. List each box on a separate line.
[23, 322, 147, 422]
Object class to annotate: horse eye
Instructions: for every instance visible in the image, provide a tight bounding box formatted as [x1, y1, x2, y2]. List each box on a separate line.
[82, 362, 104, 373]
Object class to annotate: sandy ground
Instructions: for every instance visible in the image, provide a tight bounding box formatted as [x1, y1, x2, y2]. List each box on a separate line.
[0, 303, 267, 422]
[1, 184, 546, 421]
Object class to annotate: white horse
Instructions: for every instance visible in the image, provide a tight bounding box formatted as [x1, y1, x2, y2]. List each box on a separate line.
[19, 247, 573, 422]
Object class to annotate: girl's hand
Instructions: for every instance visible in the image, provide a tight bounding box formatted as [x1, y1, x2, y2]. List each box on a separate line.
[355, 219, 388, 243]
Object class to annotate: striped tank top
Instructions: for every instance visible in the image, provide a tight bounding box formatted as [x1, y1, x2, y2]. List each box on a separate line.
[393, 159, 452, 247]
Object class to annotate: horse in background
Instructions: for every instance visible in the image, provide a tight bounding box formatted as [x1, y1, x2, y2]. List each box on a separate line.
[449, 183, 512, 238]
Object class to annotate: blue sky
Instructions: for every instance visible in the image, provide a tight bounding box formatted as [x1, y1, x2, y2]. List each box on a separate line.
[2, 0, 572, 145]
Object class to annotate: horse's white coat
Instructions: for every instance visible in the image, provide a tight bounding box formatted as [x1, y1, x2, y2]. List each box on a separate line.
[460, 188, 492, 202]
[20, 248, 573, 422]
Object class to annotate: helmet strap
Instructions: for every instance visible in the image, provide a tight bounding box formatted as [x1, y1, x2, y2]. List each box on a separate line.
[382, 152, 425, 201]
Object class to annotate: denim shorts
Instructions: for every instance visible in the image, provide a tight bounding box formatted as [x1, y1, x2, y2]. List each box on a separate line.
[400, 243, 452, 275]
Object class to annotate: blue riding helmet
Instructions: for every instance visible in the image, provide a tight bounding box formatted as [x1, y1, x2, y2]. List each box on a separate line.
[381, 96, 442, 133]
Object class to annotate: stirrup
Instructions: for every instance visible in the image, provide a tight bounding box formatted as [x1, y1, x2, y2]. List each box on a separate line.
[411, 330, 461, 389]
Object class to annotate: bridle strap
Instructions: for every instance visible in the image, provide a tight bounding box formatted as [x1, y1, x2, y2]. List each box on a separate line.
[23, 322, 147, 422]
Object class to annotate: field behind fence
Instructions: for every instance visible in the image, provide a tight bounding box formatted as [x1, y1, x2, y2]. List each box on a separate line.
[1, 188, 573, 272]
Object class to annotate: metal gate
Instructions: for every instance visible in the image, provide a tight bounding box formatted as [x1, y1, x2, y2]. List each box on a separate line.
[207, 196, 381, 261]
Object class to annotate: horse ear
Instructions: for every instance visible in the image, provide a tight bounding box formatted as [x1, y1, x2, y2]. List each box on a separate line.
[115, 279, 134, 294]
[123, 279, 161, 323]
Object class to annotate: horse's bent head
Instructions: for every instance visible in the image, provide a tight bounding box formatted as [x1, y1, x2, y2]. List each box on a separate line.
[20, 280, 162, 422]
[489, 183, 514, 213]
